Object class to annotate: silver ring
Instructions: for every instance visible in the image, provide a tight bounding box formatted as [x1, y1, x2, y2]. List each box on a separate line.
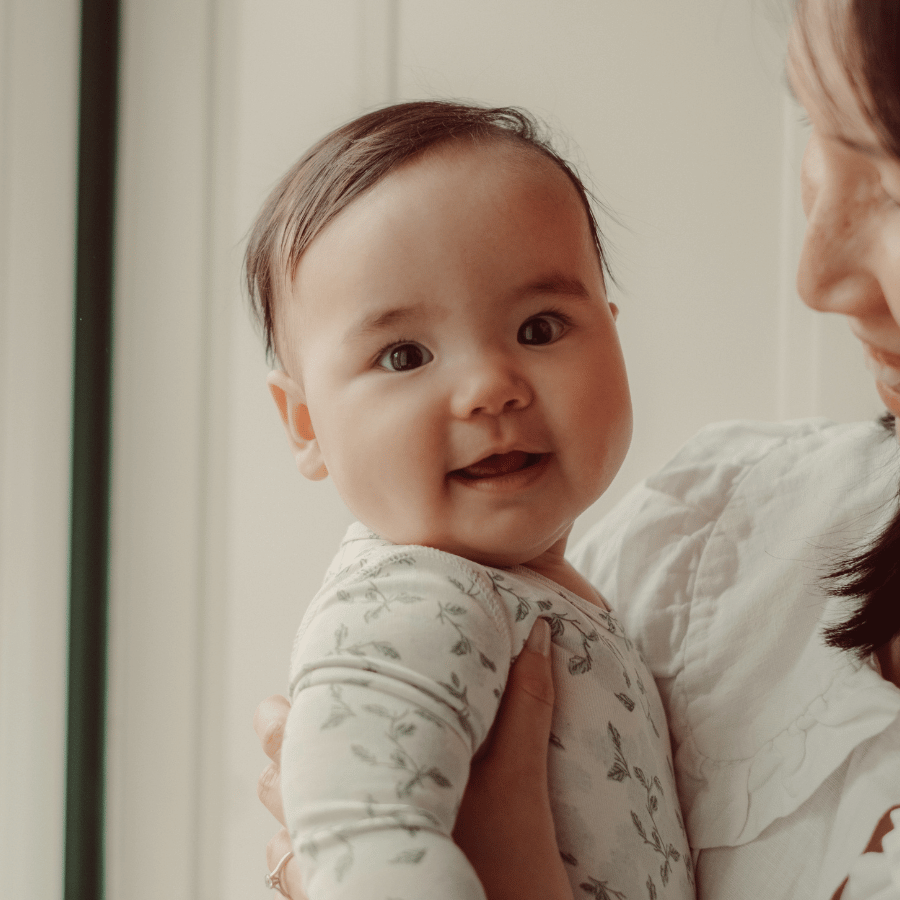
[265, 850, 294, 893]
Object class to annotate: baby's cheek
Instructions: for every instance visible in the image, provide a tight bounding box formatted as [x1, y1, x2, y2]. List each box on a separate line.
[336, 465, 432, 547]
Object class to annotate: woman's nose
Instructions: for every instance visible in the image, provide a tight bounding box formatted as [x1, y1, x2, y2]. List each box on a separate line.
[449, 353, 533, 419]
[796, 135, 885, 316]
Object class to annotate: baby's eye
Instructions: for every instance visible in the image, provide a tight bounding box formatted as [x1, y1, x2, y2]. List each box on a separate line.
[518, 314, 568, 346]
[377, 341, 433, 372]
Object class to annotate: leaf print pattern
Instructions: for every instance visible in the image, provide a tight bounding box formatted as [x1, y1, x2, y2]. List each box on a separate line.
[342, 702, 454, 799]
[299, 830, 355, 883]
[334, 838, 353, 882]
[436, 671, 475, 743]
[437, 597, 497, 671]
[331, 622, 401, 660]
[606, 723, 631, 782]
[486, 570, 533, 621]
[321, 684, 355, 729]
[601, 720, 690, 894]
[390, 848, 427, 865]
[633, 671, 661, 739]
[630, 763, 681, 887]
[486, 571, 554, 622]
[354, 578, 424, 623]
[580, 877, 627, 900]
[544, 611, 602, 675]
[285, 529, 693, 900]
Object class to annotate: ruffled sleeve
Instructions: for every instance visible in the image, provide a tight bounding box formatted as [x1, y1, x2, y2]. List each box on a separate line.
[570, 419, 805, 679]
[843, 810, 900, 900]
[571, 418, 900, 852]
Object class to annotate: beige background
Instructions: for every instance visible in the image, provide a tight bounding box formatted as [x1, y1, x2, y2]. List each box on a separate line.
[0, 1, 885, 898]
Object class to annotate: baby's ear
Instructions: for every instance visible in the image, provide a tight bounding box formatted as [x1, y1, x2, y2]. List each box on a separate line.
[609, 302, 620, 321]
[267, 370, 328, 481]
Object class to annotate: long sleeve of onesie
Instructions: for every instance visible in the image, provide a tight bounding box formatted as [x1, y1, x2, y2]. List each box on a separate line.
[281, 539, 514, 900]
[282, 523, 694, 900]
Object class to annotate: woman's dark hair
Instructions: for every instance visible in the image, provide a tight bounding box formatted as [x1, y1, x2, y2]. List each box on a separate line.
[845, 0, 900, 160]
[795, 1, 900, 157]
[823, 413, 900, 657]
[245, 100, 609, 362]
[795, 1, 900, 657]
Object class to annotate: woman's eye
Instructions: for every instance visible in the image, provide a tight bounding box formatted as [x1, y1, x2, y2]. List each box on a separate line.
[377, 342, 433, 372]
[518, 315, 567, 346]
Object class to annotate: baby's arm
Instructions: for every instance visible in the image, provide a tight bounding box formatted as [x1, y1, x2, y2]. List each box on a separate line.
[282, 548, 511, 900]
[255, 618, 572, 900]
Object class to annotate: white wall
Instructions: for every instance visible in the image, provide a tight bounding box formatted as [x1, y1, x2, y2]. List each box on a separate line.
[0, 1, 79, 897]
[2, 2, 884, 899]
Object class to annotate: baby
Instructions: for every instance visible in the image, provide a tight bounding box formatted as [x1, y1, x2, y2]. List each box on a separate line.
[246, 101, 693, 900]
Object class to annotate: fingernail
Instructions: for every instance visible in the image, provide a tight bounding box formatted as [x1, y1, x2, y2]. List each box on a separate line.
[526, 617, 551, 656]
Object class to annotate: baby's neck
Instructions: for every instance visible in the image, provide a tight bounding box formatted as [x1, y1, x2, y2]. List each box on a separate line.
[522, 553, 609, 612]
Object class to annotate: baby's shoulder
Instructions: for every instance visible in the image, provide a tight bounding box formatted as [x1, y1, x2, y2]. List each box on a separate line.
[322, 523, 495, 597]
[290, 524, 517, 703]
[302, 523, 510, 642]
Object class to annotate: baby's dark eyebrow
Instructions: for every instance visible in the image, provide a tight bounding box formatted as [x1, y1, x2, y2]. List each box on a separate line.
[348, 304, 427, 340]
[518, 274, 592, 301]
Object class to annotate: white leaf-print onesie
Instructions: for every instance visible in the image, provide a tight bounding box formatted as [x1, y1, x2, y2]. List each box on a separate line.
[282, 523, 694, 900]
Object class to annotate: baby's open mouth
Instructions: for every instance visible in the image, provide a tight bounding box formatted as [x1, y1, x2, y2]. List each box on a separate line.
[451, 451, 545, 480]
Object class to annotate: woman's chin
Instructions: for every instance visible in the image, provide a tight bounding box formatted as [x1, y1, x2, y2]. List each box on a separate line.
[874, 381, 900, 441]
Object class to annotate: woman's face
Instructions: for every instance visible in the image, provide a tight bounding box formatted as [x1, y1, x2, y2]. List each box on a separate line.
[789, 1, 900, 440]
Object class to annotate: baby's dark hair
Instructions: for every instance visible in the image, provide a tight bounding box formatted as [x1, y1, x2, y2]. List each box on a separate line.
[244, 99, 610, 361]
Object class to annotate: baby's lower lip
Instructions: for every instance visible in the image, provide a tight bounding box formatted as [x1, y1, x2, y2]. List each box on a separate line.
[448, 452, 551, 491]
[450, 451, 545, 480]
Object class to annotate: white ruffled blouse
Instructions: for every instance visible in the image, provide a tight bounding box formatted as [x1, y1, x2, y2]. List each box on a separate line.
[570, 419, 900, 900]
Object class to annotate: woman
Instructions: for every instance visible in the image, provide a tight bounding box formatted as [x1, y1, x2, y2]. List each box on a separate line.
[255, 1, 900, 897]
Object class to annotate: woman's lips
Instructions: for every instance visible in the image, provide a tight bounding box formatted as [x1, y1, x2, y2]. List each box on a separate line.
[875, 380, 900, 417]
[862, 341, 900, 391]
[859, 340, 900, 417]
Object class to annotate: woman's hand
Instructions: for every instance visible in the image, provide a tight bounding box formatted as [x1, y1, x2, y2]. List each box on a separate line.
[253, 617, 572, 900]
[452, 617, 573, 900]
[254, 694, 304, 899]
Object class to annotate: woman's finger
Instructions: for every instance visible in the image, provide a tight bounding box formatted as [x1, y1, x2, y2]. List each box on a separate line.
[266, 828, 305, 900]
[254, 694, 290, 826]
[454, 617, 572, 900]
[486, 616, 555, 774]
[258, 760, 285, 826]
[254, 694, 292, 764]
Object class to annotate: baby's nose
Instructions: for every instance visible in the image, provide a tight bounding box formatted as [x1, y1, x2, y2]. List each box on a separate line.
[450, 356, 533, 418]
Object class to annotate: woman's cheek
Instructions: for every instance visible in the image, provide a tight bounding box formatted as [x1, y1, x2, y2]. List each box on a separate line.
[800, 136, 822, 220]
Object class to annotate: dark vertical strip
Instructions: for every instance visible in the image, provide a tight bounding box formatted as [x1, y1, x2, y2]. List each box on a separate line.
[65, 1, 120, 899]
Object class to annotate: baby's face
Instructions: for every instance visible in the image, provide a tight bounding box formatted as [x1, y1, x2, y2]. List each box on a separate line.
[274, 140, 632, 567]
